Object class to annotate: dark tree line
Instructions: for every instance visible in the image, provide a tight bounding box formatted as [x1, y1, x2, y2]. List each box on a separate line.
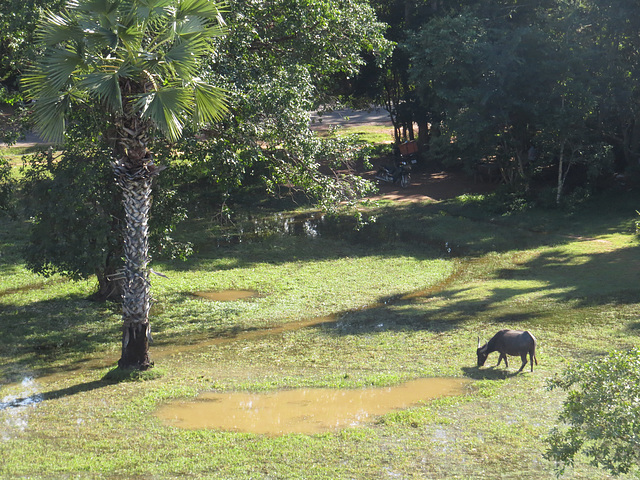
[352, 0, 640, 203]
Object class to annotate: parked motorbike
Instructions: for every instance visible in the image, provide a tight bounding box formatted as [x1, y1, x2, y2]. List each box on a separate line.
[375, 141, 418, 188]
[375, 159, 411, 188]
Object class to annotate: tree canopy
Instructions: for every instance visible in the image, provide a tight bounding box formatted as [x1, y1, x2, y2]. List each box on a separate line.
[17, 0, 391, 302]
[546, 348, 640, 476]
[348, 0, 640, 204]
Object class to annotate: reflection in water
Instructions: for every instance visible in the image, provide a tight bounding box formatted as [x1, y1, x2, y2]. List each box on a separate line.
[156, 378, 470, 435]
[216, 211, 459, 256]
[1, 377, 43, 440]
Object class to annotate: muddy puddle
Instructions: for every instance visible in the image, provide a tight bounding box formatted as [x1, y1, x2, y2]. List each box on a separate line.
[156, 377, 470, 435]
[191, 289, 259, 302]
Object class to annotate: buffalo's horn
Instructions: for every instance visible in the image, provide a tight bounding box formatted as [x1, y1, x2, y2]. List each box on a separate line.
[477, 336, 481, 348]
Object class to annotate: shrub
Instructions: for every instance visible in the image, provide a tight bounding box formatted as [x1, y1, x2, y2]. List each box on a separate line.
[545, 348, 640, 476]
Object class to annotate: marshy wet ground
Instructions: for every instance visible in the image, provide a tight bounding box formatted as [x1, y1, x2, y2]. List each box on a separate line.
[1, 281, 473, 436]
[156, 377, 471, 435]
[0, 211, 474, 437]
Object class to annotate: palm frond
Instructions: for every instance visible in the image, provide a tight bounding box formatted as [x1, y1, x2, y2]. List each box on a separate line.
[75, 0, 119, 16]
[37, 9, 83, 46]
[136, 87, 192, 141]
[160, 36, 208, 78]
[192, 80, 228, 124]
[173, 15, 207, 37]
[31, 92, 76, 143]
[40, 48, 85, 91]
[118, 23, 144, 55]
[131, 0, 174, 28]
[177, 0, 228, 21]
[79, 68, 123, 112]
[21, 68, 50, 98]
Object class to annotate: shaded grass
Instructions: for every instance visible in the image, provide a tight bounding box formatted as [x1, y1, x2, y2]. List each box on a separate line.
[1, 191, 639, 478]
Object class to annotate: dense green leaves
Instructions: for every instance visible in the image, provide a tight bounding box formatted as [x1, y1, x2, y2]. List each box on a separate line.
[0, 0, 65, 89]
[197, 0, 389, 207]
[22, 0, 228, 142]
[546, 348, 640, 476]
[351, 0, 640, 203]
[21, 112, 194, 298]
[0, 156, 14, 214]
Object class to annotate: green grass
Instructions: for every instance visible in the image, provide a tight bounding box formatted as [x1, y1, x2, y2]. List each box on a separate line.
[1, 191, 639, 478]
[0, 144, 50, 166]
[317, 124, 394, 145]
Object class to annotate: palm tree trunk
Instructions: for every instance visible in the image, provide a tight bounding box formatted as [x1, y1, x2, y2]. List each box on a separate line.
[113, 149, 158, 370]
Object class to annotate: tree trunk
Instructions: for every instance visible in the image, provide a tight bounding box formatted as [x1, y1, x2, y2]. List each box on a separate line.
[417, 119, 429, 149]
[556, 140, 566, 205]
[113, 144, 159, 370]
[91, 267, 124, 302]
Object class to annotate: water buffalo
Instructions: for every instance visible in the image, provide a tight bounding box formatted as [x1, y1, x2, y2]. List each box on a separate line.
[477, 329, 538, 372]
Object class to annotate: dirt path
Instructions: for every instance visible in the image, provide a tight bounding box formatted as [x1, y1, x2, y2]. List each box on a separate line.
[365, 167, 497, 203]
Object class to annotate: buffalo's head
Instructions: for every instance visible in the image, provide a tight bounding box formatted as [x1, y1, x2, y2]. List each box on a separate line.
[477, 337, 488, 367]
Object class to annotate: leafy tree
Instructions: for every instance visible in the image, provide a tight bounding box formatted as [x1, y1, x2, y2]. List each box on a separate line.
[195, 0, 391, 209]
[562, 0, 640, 173]
[545, 348, 640, 476]
[0, 0, 64, 90]
[21, 110, 191, 301]
[22, 0, 228, 370]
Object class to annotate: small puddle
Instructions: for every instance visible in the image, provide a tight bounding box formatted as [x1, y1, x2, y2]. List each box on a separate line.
[191, 289, 259, 302]
[1, 377, 43, 440]
[155, 377, 470, 435]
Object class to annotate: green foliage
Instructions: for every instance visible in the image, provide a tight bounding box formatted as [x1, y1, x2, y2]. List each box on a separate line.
[0, 0, 64, 89]
[21, 111, 193, 293]
[0, 155, 15, 214]
[22, 0, 228, 143]
[220, 0, 392, 82]
[202, 1, 391, 208]
[351, 0, 640, 204]
[545, 348, 640, 476]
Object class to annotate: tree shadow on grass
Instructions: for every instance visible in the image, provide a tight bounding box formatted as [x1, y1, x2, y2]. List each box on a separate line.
[0, 294, 120, 381]
[0, 367, 136, 410]
[324, 239, 640, 340]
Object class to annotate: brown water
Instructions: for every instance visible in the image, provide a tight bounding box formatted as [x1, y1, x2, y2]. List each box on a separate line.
[192, 289, 259, 301]
[155, 377, 470, 435]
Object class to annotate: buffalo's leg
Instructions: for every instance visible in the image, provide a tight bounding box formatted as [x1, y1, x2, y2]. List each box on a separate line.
[529, 352, 535, 372]
[518, 354, 528, 372]
[497, 353, 508, 368]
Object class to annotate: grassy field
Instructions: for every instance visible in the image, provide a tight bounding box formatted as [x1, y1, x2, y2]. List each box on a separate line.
[1, 187, 639, 479]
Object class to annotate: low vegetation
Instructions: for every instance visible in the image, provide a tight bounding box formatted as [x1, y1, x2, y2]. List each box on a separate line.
[1, 183, 639, 478]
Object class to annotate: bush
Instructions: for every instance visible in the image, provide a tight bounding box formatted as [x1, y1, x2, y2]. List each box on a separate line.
[0, 155, 15, 215]
[545, 348, 640, 476]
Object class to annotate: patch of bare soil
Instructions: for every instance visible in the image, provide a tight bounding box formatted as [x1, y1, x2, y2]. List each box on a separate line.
[363, 161, 498, 203]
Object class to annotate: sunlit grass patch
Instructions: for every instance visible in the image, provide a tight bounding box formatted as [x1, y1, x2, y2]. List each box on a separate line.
[316, 124, 394, 145]
[1, 192, 640, 478]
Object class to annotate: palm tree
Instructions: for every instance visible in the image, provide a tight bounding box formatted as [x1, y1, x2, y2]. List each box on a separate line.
[23, 0, 228, 370]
